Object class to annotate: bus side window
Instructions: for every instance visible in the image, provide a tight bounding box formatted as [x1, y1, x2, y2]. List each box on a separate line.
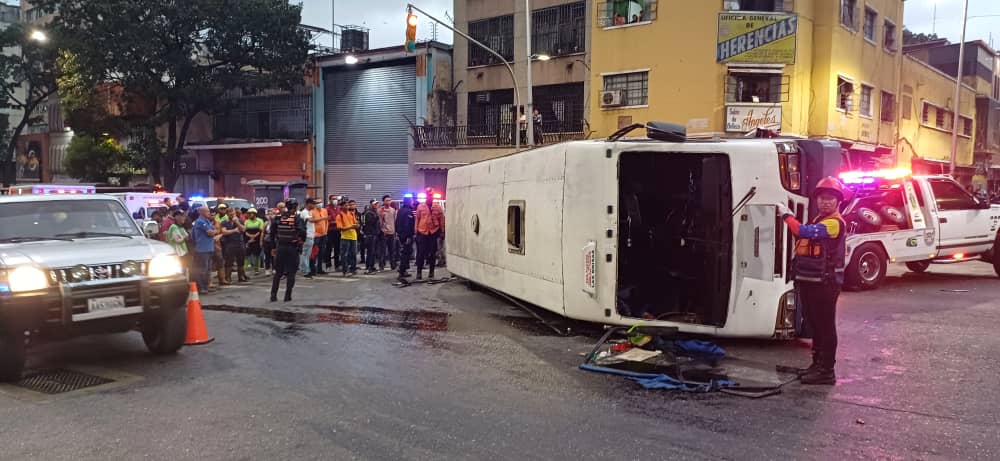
[507, 201, 525, 255]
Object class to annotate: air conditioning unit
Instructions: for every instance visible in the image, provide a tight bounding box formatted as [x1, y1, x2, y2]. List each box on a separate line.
[600, 90, 623, 107]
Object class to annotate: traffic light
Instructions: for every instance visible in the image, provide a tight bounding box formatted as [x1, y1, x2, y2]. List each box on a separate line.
[405, 12, 418, 52]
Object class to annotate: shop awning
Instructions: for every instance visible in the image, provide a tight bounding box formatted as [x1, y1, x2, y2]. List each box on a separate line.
[185, 142, 284, 151]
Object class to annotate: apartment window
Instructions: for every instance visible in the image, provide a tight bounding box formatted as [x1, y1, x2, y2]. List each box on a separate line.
[840, 0, 857, 30]
[603, 71, 649, 106]
[837, 76, 854, 111]
[961, 116, 973, 137]
[880, 91, 895, 122]
[467, 89, 515, 137]
[860, 84, 874, 117]
[533, 82, 586, 133]
[600, 0, 656, 27]
[921, 102, 931, 124]
[863, 6, 877, 42]
[722, 0, 790, 11]
[726, 71, 784, 103]
[507, 201, 526, 254]
[901, 95, 912, 120]
[468, 15, 514, 66]
[883, 20, 897, 51]
[935, 107, 946, 129]
[532, 2, 586, 57]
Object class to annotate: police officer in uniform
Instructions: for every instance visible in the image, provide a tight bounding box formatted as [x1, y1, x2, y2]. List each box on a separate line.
[777, 177, 847, 385]
[269, 198, 307, 302]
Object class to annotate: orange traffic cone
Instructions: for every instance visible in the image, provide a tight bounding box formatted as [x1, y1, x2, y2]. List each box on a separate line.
[185, 282, 214, 345]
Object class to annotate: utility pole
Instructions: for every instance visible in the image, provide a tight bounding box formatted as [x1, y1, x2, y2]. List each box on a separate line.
[406, 4, 521, 150]
[948, 0, 969, 177]
[525, 0, 534, 146]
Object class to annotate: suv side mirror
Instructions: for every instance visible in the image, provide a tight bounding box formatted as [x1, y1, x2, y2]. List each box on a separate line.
[142, 221, 159, 237]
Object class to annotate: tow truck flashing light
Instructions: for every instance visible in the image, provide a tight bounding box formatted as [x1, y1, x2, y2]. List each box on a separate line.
[838, 168, 912, 184]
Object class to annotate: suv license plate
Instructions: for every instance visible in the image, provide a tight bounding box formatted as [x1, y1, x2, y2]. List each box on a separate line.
[87, 296, 126, 312]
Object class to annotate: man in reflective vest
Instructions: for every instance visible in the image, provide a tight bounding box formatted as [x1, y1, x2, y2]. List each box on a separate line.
[269, 198, 307, 302]
[777, 177, 847, 385]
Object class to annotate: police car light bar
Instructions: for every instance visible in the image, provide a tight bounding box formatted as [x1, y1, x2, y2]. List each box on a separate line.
[403, 193, 414, 199]
[433, 193, 442, 200]
[838, 167, 912, 184]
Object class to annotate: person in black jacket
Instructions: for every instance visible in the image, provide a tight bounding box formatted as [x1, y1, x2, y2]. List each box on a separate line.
[395, 195, 416, 281]
[269, 198, 307, 302]
[362, 201, 381, 274]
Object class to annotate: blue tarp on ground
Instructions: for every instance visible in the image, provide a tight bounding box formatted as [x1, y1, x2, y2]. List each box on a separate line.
[579, 364, 736, 393]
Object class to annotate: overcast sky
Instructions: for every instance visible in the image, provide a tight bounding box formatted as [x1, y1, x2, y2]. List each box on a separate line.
[299, 0, 454, 50]
[298, 0, 998, 51]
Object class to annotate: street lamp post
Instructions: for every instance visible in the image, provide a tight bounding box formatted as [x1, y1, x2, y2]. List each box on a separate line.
[948, 0, 969, 177]
[2, 29, 49, 188]
[525, 0, 533, 147]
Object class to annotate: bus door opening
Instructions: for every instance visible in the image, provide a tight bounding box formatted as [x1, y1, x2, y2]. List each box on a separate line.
[616, 152, 733, 327]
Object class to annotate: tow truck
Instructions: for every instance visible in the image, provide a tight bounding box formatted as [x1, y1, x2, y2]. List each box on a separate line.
[839, 168, 1000, 290]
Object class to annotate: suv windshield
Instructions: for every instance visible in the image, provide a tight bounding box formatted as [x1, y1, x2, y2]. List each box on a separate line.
[0, 200, 142, 241]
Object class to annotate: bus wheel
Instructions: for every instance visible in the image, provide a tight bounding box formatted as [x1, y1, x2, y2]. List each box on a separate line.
[905, 260, 931, 273]
[846, 243, 888, 290]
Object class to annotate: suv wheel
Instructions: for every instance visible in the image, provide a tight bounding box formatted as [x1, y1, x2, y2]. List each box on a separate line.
[141, 308, 187, 355]
[0, 331, 26, 382]
[994, 237, 1000, 278]
[846, 243, 888, 290]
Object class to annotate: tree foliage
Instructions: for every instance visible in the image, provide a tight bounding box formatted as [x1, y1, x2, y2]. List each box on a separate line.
[0, 23, 60, 186]
[902, 28, 945, 46]
[63, 135, 132, 184]
[38, 0, 313, 186]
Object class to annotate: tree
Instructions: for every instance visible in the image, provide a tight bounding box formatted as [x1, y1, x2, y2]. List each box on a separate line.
[0, 23, 60, 187]
[63, 135, 132, 184]
[37, 0, 313, 187]
[903, 28, 945, 46]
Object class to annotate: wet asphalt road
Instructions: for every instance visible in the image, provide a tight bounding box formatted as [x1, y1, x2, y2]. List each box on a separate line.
[1, 262, 999, 460]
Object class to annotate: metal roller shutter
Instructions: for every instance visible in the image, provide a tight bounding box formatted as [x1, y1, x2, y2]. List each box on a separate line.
[325, 63, 415, 201]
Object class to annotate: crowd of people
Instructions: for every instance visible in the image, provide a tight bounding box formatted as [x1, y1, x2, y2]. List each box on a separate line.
[143, 189, 447, 301]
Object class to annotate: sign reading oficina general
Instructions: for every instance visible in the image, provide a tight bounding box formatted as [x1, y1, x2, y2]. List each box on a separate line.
[717, 13, 798, 64]
[725, 105, 782, 132]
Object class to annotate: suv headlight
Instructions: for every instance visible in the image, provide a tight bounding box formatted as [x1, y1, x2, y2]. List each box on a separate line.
[8, 266, 49, 292]
[148, 255, 183, 278]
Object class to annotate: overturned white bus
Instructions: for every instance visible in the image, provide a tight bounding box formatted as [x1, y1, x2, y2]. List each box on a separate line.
[445, 122, 842, 339]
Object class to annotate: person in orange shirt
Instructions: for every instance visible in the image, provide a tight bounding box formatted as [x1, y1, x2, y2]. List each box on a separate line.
[414, 189, 445, 280]
[335, 200, 360, 276]
[310, 198, 330, 275]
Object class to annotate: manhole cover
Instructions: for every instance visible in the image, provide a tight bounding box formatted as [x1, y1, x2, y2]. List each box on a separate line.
[13, 369, 115, 395]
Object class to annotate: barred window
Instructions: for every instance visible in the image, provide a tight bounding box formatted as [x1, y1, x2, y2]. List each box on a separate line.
[468, 15, 514, 66]
[840, 0, 857, 30]
[603, 71, 649, 106]
[532, 2, 586, 57]
[883, 20, 897, 51]
[860, 84, 873, 117]
[863, 7, 877, 41]
[880, 91, 895, 122]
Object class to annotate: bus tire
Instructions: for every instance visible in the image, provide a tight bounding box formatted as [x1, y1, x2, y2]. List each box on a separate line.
[905, 260, 931, 273]
[846, 243, 888, 290]
[994, 237, 1000, 278]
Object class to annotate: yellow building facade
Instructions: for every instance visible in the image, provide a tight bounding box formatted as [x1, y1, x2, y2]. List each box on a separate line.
[897, 55, 976, 172]
[588, 0, 973, 170]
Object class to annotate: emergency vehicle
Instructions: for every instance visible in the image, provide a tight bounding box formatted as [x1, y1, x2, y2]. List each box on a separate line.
[838, 168, 1000, 290]
[110, 192, 182, 221]
[6, 184, 96, 195]
[188, 196, 253, 212]
[446, 122, 842, 339]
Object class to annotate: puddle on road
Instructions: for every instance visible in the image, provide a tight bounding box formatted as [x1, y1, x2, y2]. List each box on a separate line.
[202, 304, 450, 332]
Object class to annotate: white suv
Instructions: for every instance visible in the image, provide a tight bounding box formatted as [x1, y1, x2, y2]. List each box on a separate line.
[0, 194, 190, 381]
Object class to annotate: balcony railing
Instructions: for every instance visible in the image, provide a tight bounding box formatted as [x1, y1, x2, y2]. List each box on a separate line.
[411, 123, 587, 149]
